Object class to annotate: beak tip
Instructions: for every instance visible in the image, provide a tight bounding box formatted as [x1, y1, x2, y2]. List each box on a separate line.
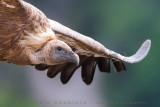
[69, 50, 79, 66]
[73, 53, 79, 66]
[75, 54, 79, 66]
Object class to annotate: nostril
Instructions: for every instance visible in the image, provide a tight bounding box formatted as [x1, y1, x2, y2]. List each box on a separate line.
[69, 51, 74, 56]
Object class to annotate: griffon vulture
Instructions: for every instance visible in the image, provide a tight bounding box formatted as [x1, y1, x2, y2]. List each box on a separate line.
[0, 0, 151, 85]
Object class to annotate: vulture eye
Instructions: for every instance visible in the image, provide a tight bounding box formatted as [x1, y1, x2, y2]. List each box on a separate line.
[56, 46, 62, 52]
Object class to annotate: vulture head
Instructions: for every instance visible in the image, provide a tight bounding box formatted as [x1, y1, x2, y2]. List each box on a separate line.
[43, 40, 79, 65]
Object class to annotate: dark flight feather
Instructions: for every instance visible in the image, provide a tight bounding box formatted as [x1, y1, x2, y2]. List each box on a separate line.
[35, 64, 49, 71]
[112, 60, 126, 72]
[97, 57, 111, 73]
[81, 57, 97, 85]
[60, 63, 77, 84]
[47, 65, 64, 78]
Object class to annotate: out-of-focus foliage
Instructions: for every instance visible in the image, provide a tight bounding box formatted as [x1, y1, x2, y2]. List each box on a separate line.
[0, 0, 159, 107]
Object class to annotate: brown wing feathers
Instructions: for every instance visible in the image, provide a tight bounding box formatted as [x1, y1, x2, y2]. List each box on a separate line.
[47, 64, 64, 78]
[35, 57, 126, 85]
[81, 57, 97, 85]
[112, 60, 126, 72]
[97, 57, 111, 73]
[60, 63, 77, 84]
[35, 64, 49, 71]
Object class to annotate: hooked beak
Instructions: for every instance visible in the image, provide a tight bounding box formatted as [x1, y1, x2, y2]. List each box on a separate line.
[68, 50, 79, 66]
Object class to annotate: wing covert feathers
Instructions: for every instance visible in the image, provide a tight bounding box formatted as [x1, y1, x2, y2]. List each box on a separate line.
[48, 19, 151, 63]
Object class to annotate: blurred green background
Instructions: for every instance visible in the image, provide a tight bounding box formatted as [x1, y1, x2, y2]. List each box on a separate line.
[0, 0, 159, 107]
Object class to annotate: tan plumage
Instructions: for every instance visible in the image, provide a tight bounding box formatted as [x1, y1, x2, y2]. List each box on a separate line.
[0, 0, 151, 85]
[0, 0, 54, 65]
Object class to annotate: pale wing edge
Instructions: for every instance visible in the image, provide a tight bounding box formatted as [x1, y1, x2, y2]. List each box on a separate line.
[109, 39, 151, 63]
[48, 19, 151, 63]
[122, 39, 151, 63]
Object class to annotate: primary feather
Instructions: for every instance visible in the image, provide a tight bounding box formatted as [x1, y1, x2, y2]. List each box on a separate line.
[0, 0, 151, 85]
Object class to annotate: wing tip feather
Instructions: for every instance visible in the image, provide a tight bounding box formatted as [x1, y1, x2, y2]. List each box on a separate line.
[123, 39, 151, 63]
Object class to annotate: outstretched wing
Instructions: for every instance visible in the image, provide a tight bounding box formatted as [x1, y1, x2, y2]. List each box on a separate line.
[34, 19, 150, 85]
[48, 19, 151, 63]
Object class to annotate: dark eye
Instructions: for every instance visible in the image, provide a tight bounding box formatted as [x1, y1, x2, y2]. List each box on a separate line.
[56, 46, 62, 52]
